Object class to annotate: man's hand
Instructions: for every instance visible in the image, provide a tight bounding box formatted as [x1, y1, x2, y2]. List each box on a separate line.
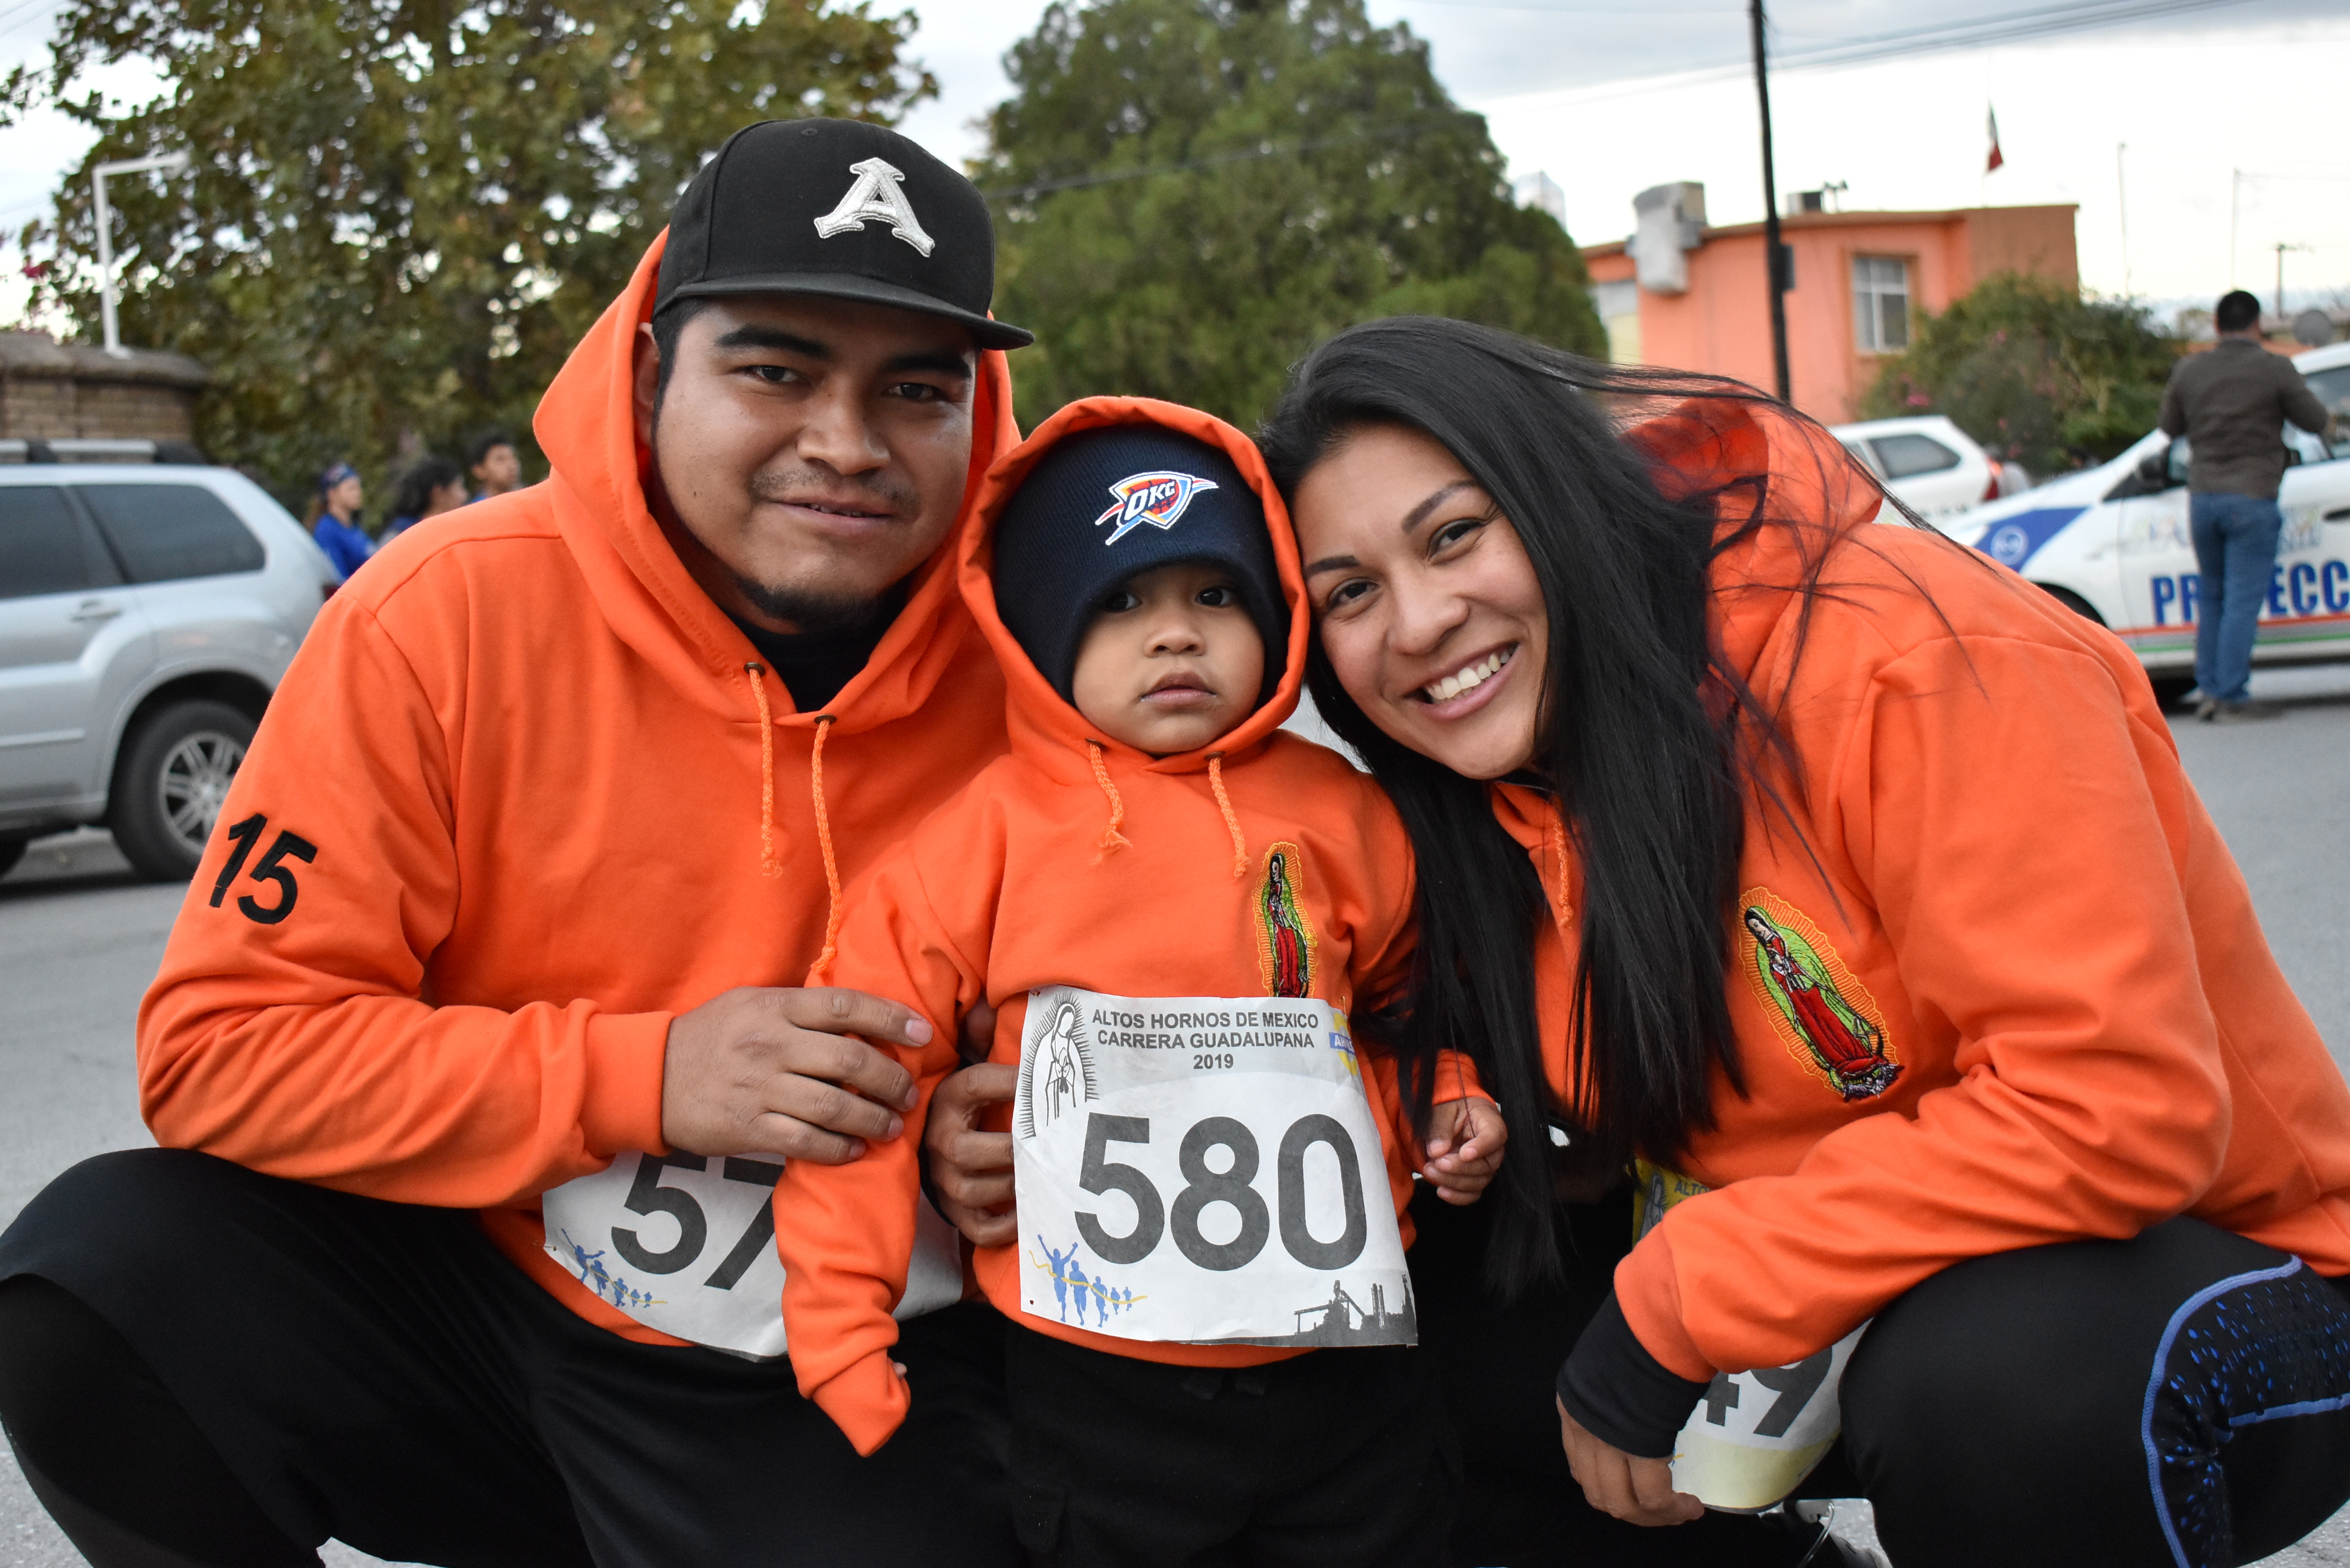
[1558, 1398, 1703, 1527]
[1422, 1096, 1506, 1205]
[660, 987, 929, 1164]
[919, 999, 1016, 1247]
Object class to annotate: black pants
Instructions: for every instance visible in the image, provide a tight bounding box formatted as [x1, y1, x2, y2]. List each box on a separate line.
[1409, 1185, 2350, 1568]
[1001, 1321, 1456, 1567]
[0, 1149, 1020, 1568]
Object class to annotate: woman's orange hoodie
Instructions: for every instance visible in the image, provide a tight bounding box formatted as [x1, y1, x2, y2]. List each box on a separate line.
[1510, 399, 2350, 1388]
[771, 398, 1475, 1455]
[133, 233, 1021, 1343]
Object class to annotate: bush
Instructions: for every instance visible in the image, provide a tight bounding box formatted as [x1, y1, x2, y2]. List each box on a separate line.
[1860, 274, 2182, 476]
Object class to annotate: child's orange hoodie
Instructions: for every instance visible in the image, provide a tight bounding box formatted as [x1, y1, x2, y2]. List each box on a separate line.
[1525, 398, 2350, 1393]
[771, 398, 1474, 1455]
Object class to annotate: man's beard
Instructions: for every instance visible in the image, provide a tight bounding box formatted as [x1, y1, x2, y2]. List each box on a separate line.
[731, 576, 888, 637]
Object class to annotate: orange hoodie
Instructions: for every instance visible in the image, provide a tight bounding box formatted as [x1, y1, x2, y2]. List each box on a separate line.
[134, 233, 1021, 1343]
[771, 398, 1477, 1455]
[1507, 399, 2350, 1386]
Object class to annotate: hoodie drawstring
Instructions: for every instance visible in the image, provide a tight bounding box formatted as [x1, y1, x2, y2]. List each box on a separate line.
[1206, 754, 1247, 879]
[1086, 740, 1131, 861]
[808, 714, 842, 982]
[745, 662, 844, 981]
[745, 664, 785, 881]
[1543, 812, 1575, 933]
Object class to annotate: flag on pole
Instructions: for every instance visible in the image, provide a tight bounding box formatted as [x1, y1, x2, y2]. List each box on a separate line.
[1986, 106, 2005, 173]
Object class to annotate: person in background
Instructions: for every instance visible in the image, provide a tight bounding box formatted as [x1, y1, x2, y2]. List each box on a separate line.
[467, 429, 524, 501]
[304, 462, 373, 581]
[2158, 289, 2334, 722]
[381, 455, 468, 543]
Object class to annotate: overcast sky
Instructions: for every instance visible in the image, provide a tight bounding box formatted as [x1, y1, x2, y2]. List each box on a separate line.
[4, 0, 2346, 330]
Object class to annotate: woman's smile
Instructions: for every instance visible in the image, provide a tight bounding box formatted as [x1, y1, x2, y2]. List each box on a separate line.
[1412, 643, 1517, 710]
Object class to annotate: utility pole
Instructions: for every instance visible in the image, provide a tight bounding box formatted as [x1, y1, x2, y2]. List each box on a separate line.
[2115, 143, 2130, 299]
[1749, 0, 1790, 403]
[93, 149, 189, 357]
[2229, 168, 2241, 290]
[2275, 241, 2310, 320]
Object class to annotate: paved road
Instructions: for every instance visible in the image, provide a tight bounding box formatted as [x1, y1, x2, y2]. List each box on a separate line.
[4, 665, 2348, 1567]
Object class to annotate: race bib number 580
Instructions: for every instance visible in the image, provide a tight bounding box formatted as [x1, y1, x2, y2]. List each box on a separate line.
[1011, 987, 1414, 1348]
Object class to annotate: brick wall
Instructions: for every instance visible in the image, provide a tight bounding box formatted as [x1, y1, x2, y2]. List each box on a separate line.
[0, 333, 208, 443]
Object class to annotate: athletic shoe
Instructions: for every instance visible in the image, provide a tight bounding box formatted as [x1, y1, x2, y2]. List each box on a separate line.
[2194, 697, 2219, 722]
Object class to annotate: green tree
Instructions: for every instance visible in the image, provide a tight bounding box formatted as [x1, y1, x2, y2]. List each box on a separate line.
[982, 0, 1604, 431]
[1860, 272, 2182, 477]
[4, 0, 932, 511]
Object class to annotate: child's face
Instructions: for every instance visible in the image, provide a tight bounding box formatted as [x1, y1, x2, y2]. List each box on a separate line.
[1070, 562, 1266, 755]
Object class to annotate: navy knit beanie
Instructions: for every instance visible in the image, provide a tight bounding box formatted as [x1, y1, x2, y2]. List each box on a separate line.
[992, 426, 1287, 708]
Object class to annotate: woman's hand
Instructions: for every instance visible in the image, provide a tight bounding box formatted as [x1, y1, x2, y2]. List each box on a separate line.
[1557, 1398, 1704, 1526]
[1422, 1095, 1506, 1204]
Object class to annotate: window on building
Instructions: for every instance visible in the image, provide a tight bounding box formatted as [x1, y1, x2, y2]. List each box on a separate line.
[1852, 256, 1911, 354]
[1589, 279, 1643, 365]
[76, 484, 264, 584]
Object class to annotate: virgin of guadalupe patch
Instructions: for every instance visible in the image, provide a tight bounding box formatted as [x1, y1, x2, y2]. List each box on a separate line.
[1254, 842, 1317, 999]
[1736, 889, 1901, 1101]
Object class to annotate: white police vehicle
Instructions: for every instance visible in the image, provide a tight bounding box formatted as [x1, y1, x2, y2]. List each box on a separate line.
[1938, 340, 2350, 705]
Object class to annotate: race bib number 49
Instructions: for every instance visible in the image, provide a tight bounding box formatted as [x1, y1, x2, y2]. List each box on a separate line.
[539, 1150, 962, 1359]
[1634, 1160, 1867, 1512]
[1011, 987, 1414, 1348]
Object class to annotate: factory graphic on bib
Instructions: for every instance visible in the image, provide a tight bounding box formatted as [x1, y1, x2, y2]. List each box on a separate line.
[1738, 892, 1902, 1102]
[1026, 1232, 1415, 1346]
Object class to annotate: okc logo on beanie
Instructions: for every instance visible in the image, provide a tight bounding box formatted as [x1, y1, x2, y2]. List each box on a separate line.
[993, 425, 1287, 708]
[1095, 471, 1219, 545]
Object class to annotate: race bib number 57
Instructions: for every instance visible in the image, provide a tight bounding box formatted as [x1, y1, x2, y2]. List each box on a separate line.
[539, 1150, 962, 1359]
[1011, 987, 1414, 1348]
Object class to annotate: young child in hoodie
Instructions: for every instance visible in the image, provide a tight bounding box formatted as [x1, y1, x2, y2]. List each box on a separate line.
[771, 398, 1505, 1566]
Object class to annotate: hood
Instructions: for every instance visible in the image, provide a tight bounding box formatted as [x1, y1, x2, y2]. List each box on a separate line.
[531, 229, 1021, 734]
[957, 396, 1309, 780]
[1620, 395, 1886, 687]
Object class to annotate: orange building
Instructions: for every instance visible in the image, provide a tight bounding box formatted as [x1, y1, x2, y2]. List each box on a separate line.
[1581, 183, 2079, 424]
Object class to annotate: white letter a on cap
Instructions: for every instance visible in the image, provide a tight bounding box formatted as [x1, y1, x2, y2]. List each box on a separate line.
[813, 158, 936, 256]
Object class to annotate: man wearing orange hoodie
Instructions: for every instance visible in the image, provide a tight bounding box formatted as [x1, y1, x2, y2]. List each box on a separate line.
[0, 120, 1032, 1566]
[771, 400, 1506, 1566]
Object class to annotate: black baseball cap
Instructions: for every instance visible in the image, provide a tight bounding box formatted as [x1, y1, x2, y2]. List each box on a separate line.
[656, 118, 1032, 351]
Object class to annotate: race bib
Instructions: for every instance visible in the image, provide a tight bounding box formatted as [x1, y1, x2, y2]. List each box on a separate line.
[540, 1151, 963, 1359]
[1012, 987, 1414, 1347]
[1635, 1159, 1868, 1513]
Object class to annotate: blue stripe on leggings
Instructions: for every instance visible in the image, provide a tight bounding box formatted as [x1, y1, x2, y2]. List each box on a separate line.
[2141, 1258, 2304, 1568]
[2231, 1392, 2350, 1428]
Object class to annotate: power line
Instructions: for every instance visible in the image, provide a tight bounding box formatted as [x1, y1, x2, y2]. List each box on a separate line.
[0, 0, 67, 41]
[980, 0, 2271, 207]
[1781, 0, 2256, 68]
[1477, 0, 2261, 114]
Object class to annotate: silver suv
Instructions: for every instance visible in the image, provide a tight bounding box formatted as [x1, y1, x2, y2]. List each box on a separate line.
[0, 464, 334, 880]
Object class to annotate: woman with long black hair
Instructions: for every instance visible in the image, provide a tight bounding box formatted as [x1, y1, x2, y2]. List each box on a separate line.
[1259, 317, 2350, 1568]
